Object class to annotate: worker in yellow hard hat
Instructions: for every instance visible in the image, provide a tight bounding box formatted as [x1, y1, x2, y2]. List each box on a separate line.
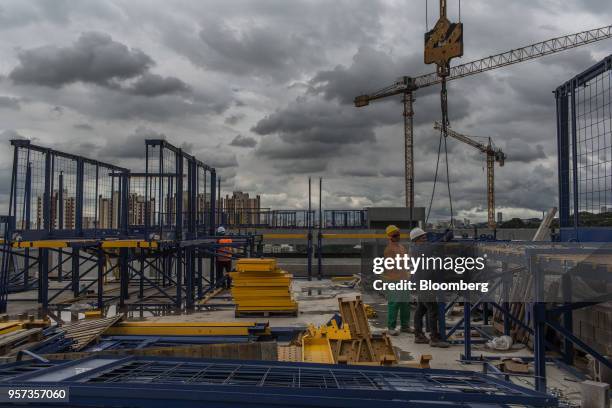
[383, 225, 411, 336]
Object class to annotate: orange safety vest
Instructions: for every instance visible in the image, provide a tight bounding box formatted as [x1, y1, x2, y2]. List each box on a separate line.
[217, 238, 233, 261]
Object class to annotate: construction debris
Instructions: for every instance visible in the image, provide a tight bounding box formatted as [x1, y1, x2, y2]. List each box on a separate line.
[231, 258, 298, 316]
[61, 315, 124, 351]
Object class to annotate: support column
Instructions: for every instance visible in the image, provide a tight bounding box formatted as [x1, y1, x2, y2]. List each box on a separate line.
[502, 262, 511, 336]
[463, 296, 471, 361]
[176, 247, 183, 309]
[71, 248, 80, 298]
[39, 248, 49, 315]
[119, 247, 129, 309]
[561, 266, 574, 365]
[531, 252, 547, 392]
[185, 248, 194, 310]
[97, 248, 105, 310]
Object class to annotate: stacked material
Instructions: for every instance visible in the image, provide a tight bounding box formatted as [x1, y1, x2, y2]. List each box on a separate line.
[231, 258, 298, 316]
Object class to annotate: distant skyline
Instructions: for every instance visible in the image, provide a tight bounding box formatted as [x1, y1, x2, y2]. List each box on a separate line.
[0, 0, 610, 223]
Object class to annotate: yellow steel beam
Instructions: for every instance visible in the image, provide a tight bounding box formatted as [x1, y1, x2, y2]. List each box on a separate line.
[101, 240, 159, 248]
[262, 234, 307, 240]
[321, 233, 408, 239]
[12, 240, 70, 248]
[10, 239, 159, 249]
[261, 233, 408, 240]
[105, 321, 263, 336]
[0, 322, 21, 335]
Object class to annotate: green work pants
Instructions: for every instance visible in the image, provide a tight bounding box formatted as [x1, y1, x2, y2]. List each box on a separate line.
[387, 301, 411, 330]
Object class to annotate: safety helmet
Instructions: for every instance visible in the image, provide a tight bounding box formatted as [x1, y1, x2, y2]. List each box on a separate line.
[216, 226, 226, 235]
[385, 225, 400, 237]
[409, 227, 427, 241]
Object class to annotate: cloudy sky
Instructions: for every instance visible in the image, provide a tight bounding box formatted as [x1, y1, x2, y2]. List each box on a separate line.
[0, 0, 610, 223]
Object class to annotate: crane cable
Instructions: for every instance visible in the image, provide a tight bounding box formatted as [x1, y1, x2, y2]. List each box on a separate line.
[425, 129, 443, 224]
[425, 124, 455, 226]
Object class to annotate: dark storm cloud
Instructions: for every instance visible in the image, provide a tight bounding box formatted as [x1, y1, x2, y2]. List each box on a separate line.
[126, 73, 190, 97]
[71, 87, 226, 121]
[163, 0, 383, 82]
[310, 46, 431, 105]
[199, 22, 319, 80]
[99, 127, 164, 159]
[252, 98, 377, 145]
[229, 134, 257, 148]
[338, 167, 380, 177]
[224, 113, 245, 125]
[10, 32, 153, 88]
[0, 96, 20, 110]
[272, 158, 329, 174]
[73, 123, 94, 131]
[198, 151, 238, 169]
[257, 139, 341, 160]
[505, 141, 546, 163]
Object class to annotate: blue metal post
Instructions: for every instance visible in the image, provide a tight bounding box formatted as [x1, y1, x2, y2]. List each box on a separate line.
[210, 170, 217, 287]
[75, 158, 84, 237]
[556, 87, 570, 229]
[39, 248, 49, 314]
[176, 150, 183, 240]
[570, 79, 579, 233]
[318, 177, 322, 280]
[531, 251, 547, 392]
[71, 248, 80, 298]
[119, 248, 129, 309]
[97, 248, 105, 310]
[58, 172, 63, 282]
[561, 269, 574, 365]
[502, 262, 511, 335]
[463, 296, 472, 360]
[307, 177, 312, 281]
[23, 163, 31, 287]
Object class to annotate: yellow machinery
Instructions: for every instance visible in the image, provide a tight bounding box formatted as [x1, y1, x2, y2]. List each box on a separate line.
[300, 297, 397, 366]
[231, 259, 298, 316]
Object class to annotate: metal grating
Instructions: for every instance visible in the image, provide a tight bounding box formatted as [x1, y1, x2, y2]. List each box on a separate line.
[83, 360, 523, 395]
[557, 55, 612, 230]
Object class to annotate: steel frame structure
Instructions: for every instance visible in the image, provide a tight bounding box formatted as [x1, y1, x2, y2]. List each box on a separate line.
[438, 243, 612, 393]
[556, 54, 612, 242]
[0, 139, 262, 315]
[0, 355, 558, 407]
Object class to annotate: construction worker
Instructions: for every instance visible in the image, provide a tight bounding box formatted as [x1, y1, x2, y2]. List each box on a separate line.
[411, 227, 450, 348]
[216, 226, 233, 289]
[383, 225, 411, 336]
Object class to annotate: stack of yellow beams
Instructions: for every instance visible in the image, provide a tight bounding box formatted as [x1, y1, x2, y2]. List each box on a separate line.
[231, 258, 298, 315]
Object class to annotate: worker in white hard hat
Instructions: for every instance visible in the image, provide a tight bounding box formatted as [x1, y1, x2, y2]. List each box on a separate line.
[411, 227, 449, 348]
[215, 226, 233, 289]
[383, 225, 412, 336]
[409, 227, 427, 242]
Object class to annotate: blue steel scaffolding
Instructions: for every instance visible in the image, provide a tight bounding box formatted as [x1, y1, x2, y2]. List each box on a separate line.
[0, 139, 262, 315]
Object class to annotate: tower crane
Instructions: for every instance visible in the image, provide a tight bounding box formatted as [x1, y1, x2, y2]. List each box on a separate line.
[433, 121, 505, 228]
[354, 24, 612, 219]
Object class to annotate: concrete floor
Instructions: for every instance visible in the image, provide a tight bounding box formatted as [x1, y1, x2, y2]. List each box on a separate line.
[4, 278, 598, 405]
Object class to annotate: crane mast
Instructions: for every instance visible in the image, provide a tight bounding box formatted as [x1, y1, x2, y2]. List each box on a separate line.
[354, 24, 612, 220]
[434, 122, 506, 228]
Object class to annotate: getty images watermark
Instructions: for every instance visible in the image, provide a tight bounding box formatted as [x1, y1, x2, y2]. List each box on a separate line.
[372, 253, 490, 293]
